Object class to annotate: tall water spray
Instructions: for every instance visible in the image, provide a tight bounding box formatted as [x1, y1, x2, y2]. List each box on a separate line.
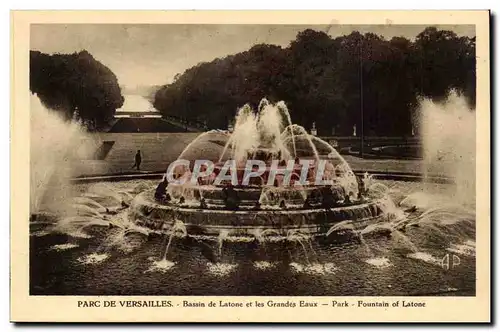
[256, 100, 290, 159]
[30, 94, 95, 213]
[419, 91, 476, 204]
[221, 99, 301, 163]
[228, 104, 259, 163]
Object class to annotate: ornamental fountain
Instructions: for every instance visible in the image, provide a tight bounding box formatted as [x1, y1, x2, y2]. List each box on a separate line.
[130, 99, 397, 239]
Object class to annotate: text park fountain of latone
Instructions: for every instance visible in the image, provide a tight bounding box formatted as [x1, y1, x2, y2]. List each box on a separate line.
[129, 99, 401, 246]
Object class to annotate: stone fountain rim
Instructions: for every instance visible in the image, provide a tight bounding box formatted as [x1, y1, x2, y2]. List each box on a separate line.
[134, 190, 386, 215]
[70, 170, 454, 184]
[166, 183, 348, 191]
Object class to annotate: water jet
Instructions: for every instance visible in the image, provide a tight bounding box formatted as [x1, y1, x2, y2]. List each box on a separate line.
[131, 99, 397, 239]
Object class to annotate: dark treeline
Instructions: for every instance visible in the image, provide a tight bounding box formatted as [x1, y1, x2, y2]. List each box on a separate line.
[154, 27, 475, 136]
[30, 50, 124, 130]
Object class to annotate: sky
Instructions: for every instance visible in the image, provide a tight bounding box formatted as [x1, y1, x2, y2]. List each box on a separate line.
[31, 24, 475, 89]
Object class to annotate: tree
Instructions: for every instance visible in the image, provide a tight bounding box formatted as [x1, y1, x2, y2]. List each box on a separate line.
[153, 27, 476, 136]
[413, 27, 476, 106]
[30, 50, 124, 130]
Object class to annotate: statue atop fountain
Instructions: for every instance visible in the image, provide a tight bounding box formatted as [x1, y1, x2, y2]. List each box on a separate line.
[311, 122, 317, 136]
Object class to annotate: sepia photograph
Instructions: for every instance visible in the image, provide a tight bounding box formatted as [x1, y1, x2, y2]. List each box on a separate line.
[11, 10, 490, 322]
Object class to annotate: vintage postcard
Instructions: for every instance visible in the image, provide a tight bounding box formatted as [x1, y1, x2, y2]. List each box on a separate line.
[11, 10, 490, 323]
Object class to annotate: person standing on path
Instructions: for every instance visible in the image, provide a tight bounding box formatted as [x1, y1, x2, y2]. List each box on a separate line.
[131, 150, 142, 171]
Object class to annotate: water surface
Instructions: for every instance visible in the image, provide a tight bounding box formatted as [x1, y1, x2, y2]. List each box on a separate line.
[30, 180, 475, 296]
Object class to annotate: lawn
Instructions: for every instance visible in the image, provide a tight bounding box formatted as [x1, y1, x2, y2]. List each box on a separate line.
[68, 132, 451, 178]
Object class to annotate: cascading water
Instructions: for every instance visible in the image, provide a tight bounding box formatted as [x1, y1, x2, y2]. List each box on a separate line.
[217, 229, 229, 258]
[392, 92, 477, 235]
[162, 220, 187, 260]
[286, 229, 312, 264]
[29, 95, 476, 296]
[276, 101, 296, 156]
[256, 100, 291, 160]
[420, 90, 476, 204]
[30, 94, 96, 214]
[220, 104, 259, 163]
[218, 98, 326, 165]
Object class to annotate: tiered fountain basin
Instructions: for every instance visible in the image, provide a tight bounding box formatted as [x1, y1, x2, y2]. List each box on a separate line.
[130, 185, 388, 237]
[129, 99, 396, 239]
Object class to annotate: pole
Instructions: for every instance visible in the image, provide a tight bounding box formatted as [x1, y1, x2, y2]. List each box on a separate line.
[359, 37, 364, 158]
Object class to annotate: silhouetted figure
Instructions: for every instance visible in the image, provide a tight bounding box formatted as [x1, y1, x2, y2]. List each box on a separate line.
[321, 187, 335, 209]
[303, 196, 313, 209]
[131, 150, 142, 171]
[357, 177, 369, 200]
[154, 178, 169, 201]
[200, 198, 208, 209]
[332, 187, 346, 204]
[222, 183, 240, 210]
